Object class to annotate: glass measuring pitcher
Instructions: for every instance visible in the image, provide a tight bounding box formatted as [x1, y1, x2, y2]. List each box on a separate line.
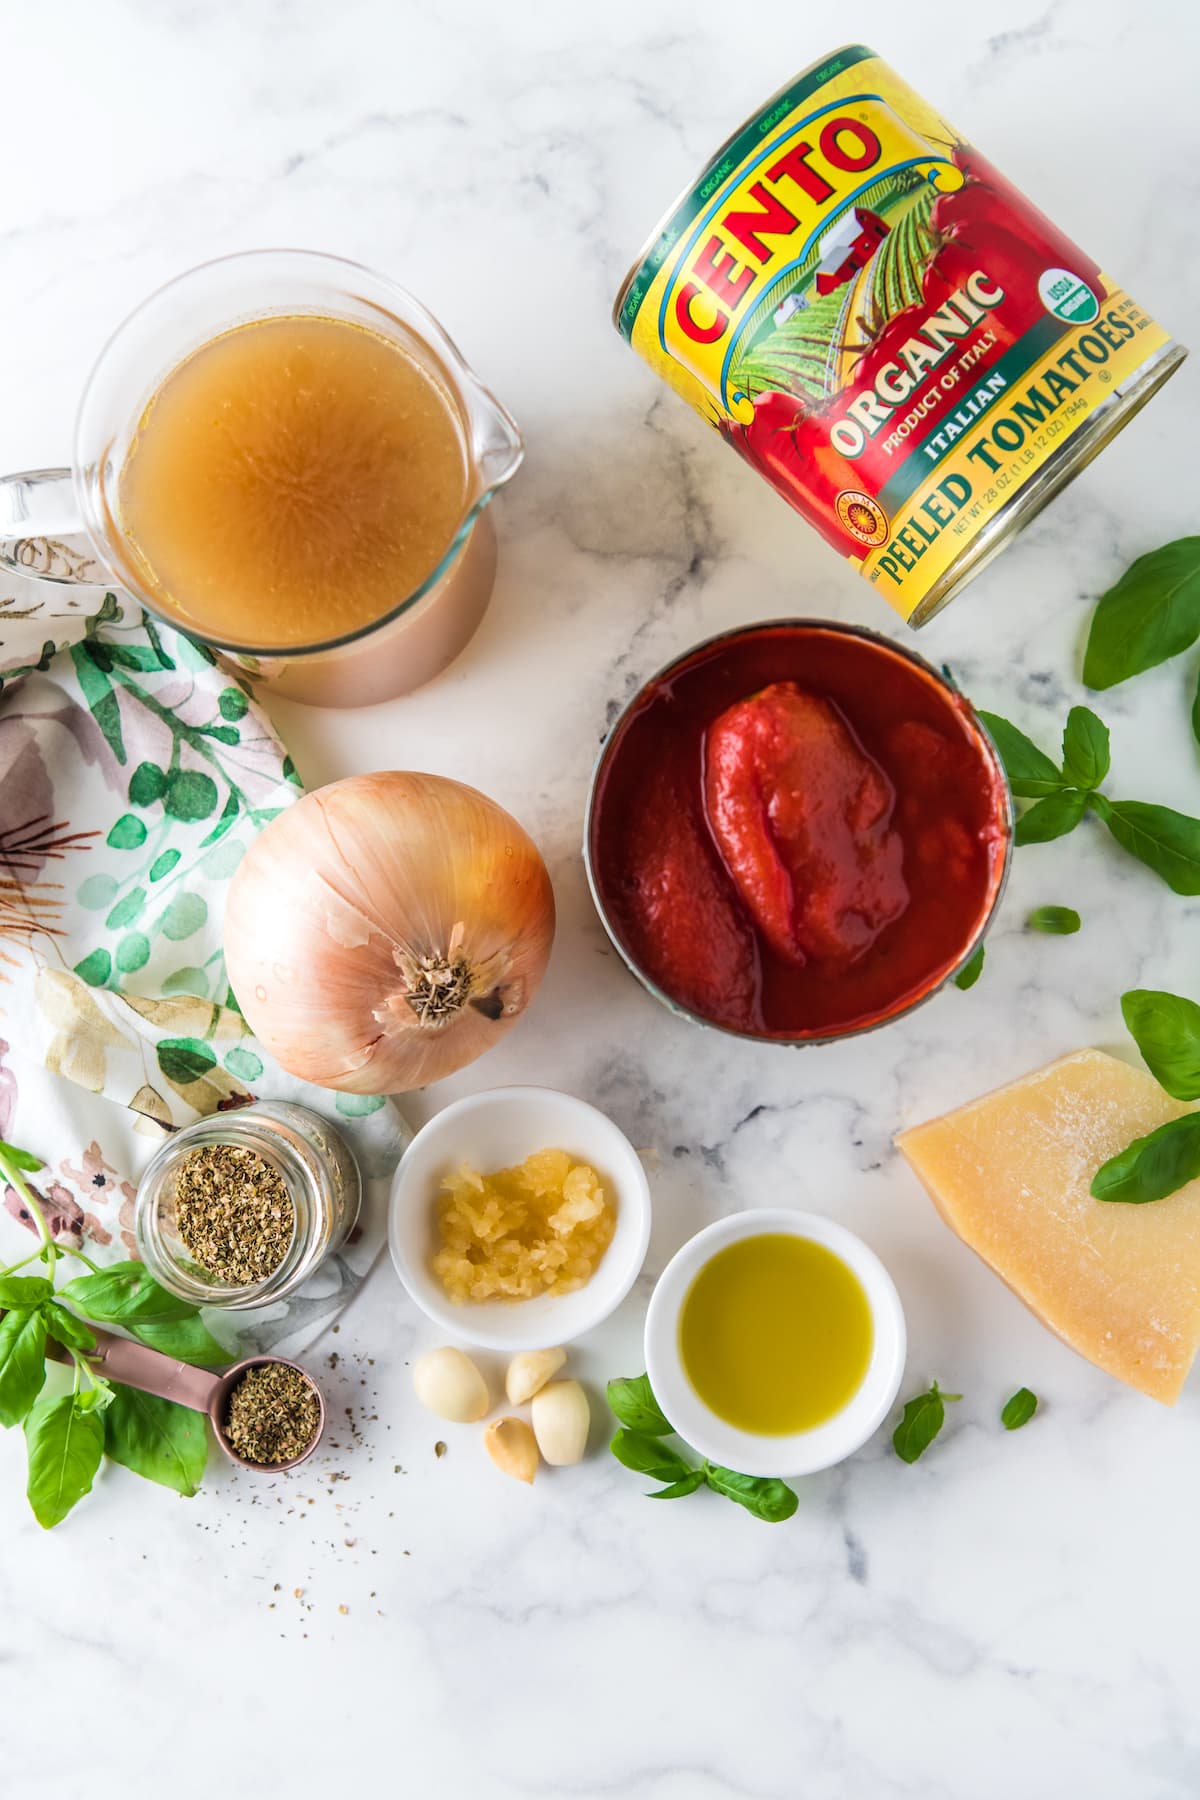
[0, 250, 524, 707]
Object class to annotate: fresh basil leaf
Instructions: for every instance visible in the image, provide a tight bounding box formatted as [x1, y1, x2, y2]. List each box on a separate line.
[1082, 537, 1200, 690]
[1014, 789, 1089, 846]
[1061, 706, 1110, 791]
[0, 1307, 47, 1428]
[24, 1393, 105, 1527]
[103, 1384, 207, 1496]
[60, 1261, 195, 1325]
[702, 1464, 799, 1522]
[977, 712, 1065, 798]
[1103, 801, 1200, 895]
[0, 1138, 43, 1172]
[0, 1275, 53, 1306]
[126, 1314, 228, 1366]
[647, 1471, 705, 1500]
[609, 1429, 694, 1485]
[893, 1381, 960, 1464]
[44, 1301, 97, 1354]
[75, 1375, 115, 1413]
[1001, 1388, 1038, 1430]
[607, 1373, 672, 1435]
[1120, 988, 1200, 1100]
[1091, 1112, 1200, 1203]
[1027, 906, 1081, 934]
[62, 1264, 226, 1363]
[954, 945, 985, 991]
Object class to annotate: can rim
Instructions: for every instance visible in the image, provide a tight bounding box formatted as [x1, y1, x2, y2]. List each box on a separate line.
[610, 43, 874, 333]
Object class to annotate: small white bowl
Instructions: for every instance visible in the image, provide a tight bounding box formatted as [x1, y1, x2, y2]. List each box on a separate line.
[644, 1209, 906, 1478]
[388, 1086, 652, 1350]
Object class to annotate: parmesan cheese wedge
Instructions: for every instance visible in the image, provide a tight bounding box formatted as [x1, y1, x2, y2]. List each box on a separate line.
[895, 1049, 1200, 1404]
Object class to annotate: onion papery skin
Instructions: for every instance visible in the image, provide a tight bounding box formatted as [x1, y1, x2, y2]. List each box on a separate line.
[224, 771, 556, 1093]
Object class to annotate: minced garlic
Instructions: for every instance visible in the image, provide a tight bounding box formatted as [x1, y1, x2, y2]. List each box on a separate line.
[432, 1149, 616, 1303]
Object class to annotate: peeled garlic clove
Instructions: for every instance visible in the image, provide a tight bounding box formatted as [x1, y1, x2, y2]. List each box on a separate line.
[484, 1416, 538, 1484]
[412, 1347, 489, 1423]
[505, 1347, 567, 1406]
[531, 1379, 590, 1466]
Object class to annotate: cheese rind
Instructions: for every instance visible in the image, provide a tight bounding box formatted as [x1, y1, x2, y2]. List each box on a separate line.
[895, 1049, 1200, 1404]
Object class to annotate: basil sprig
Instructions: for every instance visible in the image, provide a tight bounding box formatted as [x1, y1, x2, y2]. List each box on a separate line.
[954, 946, 985, 991]
[1026, 906, 1081, 935]
[1061, 705, 1111, 790]
[607, 1374, 799, 1523]
[1119, 990, 1200, 1100]
[979, 706, 1200, 893]
[0, 1136, 216, 1526]
[892, 1380, 960, 1463]
[60, 1262, 227, 1366]
[1092, 1114, 1200, 1204]
[606, 1372, 672, 1436]
[24, 1394, 107, 1529]
[1082, 538, 1200, 691]
[1091, 989, 1200, 1203]
[103, 1385, 208, 1496]
[1000, 1388, 1038, 1430]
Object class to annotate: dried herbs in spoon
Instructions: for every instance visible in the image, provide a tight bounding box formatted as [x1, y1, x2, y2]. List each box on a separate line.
[224, 1362, 321, 1465]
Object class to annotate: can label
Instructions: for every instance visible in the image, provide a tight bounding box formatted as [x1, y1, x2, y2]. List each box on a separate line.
[616, 46, 1177, 620]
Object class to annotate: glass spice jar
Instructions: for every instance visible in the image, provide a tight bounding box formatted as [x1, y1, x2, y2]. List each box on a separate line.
[135, 1100, 362, 1310]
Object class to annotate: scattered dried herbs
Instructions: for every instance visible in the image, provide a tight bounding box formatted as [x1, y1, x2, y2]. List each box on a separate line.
[224, 1361, 320, 1465]
[176, 1143, 294, 1286]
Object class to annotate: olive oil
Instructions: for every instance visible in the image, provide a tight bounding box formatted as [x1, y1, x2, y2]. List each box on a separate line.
[678, 1233, 873, 1434]
[117, 314, 468, 650]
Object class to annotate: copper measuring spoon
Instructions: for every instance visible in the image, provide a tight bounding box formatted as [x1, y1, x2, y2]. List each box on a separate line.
[49, 1323, 326, 1472]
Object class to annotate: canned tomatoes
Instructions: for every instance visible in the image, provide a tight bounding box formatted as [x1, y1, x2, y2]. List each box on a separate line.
[614, 45, 1186, 626]
[585, 621, 1011, 1041]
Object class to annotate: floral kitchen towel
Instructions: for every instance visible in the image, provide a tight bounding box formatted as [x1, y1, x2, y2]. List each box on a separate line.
[0, 571, 408, 1356]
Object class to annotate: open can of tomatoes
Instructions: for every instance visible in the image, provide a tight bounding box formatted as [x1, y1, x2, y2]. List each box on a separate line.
[613, 45, 1186, 627]
[584, 621, 1012, 1042]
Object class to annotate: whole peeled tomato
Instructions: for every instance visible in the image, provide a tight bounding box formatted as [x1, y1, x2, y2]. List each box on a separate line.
[223, 771, 556, 1093]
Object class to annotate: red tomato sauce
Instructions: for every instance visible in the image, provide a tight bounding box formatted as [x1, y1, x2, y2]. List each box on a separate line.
[588, 623, 1009, 1039]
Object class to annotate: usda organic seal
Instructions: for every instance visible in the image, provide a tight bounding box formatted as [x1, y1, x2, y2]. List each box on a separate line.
[1038, 267, 1100, 325]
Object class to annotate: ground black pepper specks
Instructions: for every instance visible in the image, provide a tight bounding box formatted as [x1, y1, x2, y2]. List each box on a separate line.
[187, 1342, 417, 1638]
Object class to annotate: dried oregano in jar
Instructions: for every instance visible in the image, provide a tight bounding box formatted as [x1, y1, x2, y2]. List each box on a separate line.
[137, 1101, 364, 1310]
[175, 1143, 295, 1285]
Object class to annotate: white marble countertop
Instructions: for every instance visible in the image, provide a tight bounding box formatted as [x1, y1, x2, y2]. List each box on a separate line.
[3, 3, 1200, 1795]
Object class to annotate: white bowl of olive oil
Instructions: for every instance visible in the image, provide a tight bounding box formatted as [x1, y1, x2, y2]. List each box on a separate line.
[644, 1209, 906, 1478]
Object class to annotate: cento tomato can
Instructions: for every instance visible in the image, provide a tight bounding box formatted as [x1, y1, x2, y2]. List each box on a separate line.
[613, 45, 1186, 627]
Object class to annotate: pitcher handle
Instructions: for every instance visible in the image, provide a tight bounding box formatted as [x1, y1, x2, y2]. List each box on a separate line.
[0, 467, 103, 584]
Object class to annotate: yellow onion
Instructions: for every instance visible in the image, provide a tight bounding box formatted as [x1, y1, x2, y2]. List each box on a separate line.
[223, 772, 555, 1093]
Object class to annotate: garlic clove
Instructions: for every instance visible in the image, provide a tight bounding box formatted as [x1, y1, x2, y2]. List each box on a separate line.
[530, 1379, 590, 1466]
[412, 1347, 489, 1423]
[484, 1416, 538, 1484]
[505, 1347, 567, 1406]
